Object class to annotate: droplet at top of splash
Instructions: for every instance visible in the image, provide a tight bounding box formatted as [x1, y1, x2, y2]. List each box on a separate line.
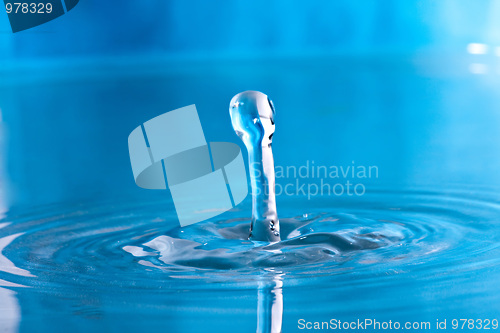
[230, 91, 276, 148]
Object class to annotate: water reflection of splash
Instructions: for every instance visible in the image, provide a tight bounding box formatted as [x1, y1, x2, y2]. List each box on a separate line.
[0, 225, 34, 280]
[0, 118, 21, 333]
[0, 222, 33, 333]
[257, 272, 283, 333]
[0, 288, 20, 333]
[0, 111, 7, 215]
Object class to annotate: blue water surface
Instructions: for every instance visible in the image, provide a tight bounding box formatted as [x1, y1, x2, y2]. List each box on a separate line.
[0, 54, 500, 332]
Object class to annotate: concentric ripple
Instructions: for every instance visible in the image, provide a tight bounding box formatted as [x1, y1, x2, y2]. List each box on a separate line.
[0, 189, 499, 291]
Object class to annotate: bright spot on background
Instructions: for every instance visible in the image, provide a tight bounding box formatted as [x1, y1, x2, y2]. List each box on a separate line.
[467, 43, 489, 54]
[469, 63, 488, 74]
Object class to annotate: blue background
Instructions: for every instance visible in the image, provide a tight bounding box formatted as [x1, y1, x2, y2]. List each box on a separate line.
[2, 1, 500, 58]
[1, 0, 500, 210]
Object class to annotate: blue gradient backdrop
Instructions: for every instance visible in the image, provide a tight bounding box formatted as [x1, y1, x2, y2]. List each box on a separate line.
[0, 0, 500, 210]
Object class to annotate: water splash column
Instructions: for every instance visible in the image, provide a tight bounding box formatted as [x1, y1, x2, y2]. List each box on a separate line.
[229, 91, 280, 242]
